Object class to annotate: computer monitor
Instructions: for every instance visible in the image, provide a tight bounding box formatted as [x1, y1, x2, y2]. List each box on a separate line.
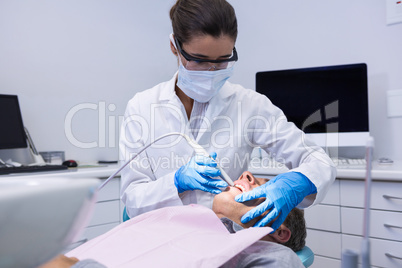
[0, 94, 28, 150]
[256, 63, 369, 152]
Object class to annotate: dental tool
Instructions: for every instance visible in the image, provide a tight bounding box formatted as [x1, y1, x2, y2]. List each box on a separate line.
[180, 134, 234, 187]
[361, 136, 374, 268]
[98, 132, 234, 190]
[341, 136, 374, 268]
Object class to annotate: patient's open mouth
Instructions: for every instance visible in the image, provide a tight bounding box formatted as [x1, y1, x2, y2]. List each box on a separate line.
[234, 184, 246, 193]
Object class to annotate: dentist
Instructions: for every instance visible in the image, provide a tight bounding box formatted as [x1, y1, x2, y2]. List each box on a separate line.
[120, 0, 336, 230]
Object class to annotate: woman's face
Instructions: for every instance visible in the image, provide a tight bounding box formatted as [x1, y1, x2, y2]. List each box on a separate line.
[212, 171, 269, 228]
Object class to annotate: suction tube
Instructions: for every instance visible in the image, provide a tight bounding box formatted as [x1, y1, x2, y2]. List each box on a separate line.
[361, 136, 374, 268]
[98, 132, 234, 190]
[181, 134, 234, 187]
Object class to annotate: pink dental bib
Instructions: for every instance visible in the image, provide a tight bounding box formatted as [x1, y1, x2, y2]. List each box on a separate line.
[67, 204, 272, 267]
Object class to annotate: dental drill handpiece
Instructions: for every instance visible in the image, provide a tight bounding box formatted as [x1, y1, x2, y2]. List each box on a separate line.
[98, 132, 234, 190]
[183, 135, 234, 187]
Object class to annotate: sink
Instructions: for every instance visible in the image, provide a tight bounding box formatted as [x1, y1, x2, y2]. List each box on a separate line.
[0, 177, 100, 268]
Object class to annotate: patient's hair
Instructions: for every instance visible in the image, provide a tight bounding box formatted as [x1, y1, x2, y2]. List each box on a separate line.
[282, 208, 306, 252]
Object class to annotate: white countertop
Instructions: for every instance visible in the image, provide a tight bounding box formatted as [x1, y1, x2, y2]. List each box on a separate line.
[2, 161, 402, 182]
[0, 164, 120, 180]
[249, 159, 402, 181]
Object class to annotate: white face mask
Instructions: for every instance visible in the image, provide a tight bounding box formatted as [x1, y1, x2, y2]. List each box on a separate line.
[170, 33, 234, 103]
[177, 63, 234, 103]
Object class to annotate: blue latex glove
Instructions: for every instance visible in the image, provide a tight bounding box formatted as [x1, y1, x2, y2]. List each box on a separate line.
[174, 152, 228, 194]
[235, 171, 317, 230]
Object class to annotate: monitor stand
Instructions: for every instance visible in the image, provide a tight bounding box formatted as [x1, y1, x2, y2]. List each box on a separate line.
[0, 148, 34, 165]
[326, 146, 366, 159]
[0, 127, 46, 166]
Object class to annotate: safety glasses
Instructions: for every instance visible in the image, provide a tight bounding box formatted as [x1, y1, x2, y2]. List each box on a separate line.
[174, 37, 238, 71]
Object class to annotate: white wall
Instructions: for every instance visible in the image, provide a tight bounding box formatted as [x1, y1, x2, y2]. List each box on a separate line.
[0, 0, 177, 162]
[229, 0, 402, 162]
[1, 0, 401, 163]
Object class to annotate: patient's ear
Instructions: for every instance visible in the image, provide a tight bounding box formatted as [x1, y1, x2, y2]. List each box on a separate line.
[269, 225, 291, 244]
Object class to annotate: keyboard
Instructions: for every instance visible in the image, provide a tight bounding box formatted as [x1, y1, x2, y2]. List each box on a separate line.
[331, 158, 367, 169]
[0, 164, 68, 175]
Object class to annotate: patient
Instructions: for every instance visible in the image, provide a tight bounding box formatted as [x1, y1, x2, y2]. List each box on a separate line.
[39, 171, 305, 268]
[213, 171, 306, 252]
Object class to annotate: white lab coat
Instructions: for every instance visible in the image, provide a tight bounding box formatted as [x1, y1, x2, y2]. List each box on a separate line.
[120, 72, 336, 218]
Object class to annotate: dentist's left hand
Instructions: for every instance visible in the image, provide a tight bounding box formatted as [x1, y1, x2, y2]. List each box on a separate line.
[235, 172, 317, 231]
[174, 153, 228, 194]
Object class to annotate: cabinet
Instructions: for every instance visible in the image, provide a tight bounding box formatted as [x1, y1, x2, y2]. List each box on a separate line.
[80, 177, 121, 241]
[251, 162, 402, 268]
[2, 166, 123, 249]
[304, 180, 342, 267]
[340, 180, 402, 268]
[306, 180, 402, 268]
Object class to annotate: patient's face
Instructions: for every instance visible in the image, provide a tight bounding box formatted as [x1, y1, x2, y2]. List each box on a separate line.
[212, 171, 269, 228]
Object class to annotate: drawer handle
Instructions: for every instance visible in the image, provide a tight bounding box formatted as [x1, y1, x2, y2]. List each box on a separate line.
[64, 238, 88, 251]
[74, 238, 89, 246]
[383, 194, 402, 200]
[385, 253, 402, 261]
[384, 223, 402, 229]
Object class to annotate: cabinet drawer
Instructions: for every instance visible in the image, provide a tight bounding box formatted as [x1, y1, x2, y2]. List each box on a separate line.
[96, 177, 120, 202]
[305, 204, 341, 232]
[88, 200, 120, 227]
[340, 180, 402, 211]
[310, 255, 341, 268]
[68, 222, 119, 252]
[320, 179, 340, 205]
[341, 207, 402, 241]
[342, 234, 402, 268]
[306, 229, 341, 259]
[82, 222, 119, 241]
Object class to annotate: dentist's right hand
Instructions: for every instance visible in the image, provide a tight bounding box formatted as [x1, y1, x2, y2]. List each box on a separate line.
[174, 153, 228, 194]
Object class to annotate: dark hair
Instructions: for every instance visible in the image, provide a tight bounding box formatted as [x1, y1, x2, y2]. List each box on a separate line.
[169, 0, 238, 44]
[282, 208, 307, 252]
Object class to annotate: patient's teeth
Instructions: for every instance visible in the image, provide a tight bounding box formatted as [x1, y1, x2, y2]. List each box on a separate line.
[234, 184, 245, 192]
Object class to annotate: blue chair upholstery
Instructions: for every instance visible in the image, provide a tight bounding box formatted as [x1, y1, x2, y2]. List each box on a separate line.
[296, 246, 314, 267]
[123, 206, 314, 267]
[122, 206, 130, 222]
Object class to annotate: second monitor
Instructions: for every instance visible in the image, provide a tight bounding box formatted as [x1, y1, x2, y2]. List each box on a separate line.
[256, 63, 369, 156]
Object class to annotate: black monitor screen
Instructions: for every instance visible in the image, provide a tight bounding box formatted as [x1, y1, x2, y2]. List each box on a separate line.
[0, 94, 28, 149]
[256, 63, 369, 133]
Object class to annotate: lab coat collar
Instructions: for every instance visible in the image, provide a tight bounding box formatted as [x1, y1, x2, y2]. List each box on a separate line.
[208, 82, 235, 109]
[202, 81, 236, 129]
[158, 71, 179, 102]
[157, 71, 236, 142]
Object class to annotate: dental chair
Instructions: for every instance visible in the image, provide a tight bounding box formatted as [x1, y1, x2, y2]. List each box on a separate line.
[122, 207, 314, 267]
[296, 246, 314, 267]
